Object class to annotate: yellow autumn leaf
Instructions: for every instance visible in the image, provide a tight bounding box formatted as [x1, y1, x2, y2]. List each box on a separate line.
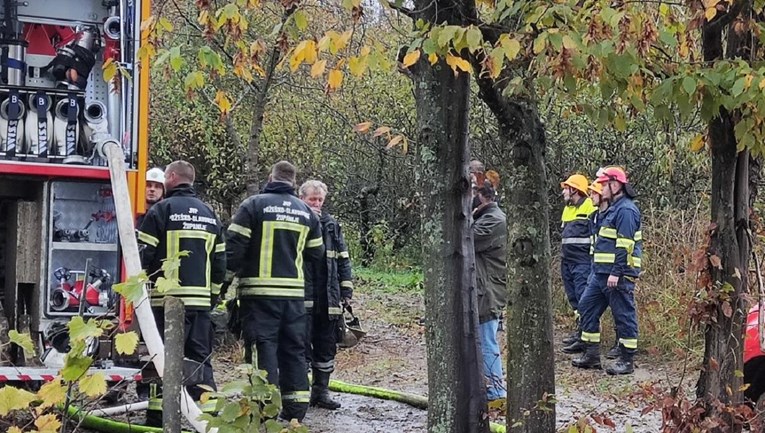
[335, 30, 353, 52]
[501, 37, 521, 60]
[311, 59, 327, 78]
[705, 7, 717, 21]
[37, 380, 67, 409]
[198, 10, 209, 25]
[445, 54, 472, 74]
[690, 134, 705, 152]
[348, 56, 368, 77]
[303, 41, 318, 64]
[327, 69, 344, 90]
[214, 91, 233, 115]
[35, 413, 62, 433]
[79, 372, 107, 398]
[373, 126, 391, 137]
[428, 53, 439, 65]
[402, 50, 421, 68]
[360, 45, 371, 56]
[0, 386, 36, 416]
[289, 40, 318, 71]
[8, 426, 22, 433]
[158, 17, 174, 32]
[102, 58, 118, 82]
[533, 33, 547, 54]
[115, 331, 139, 355]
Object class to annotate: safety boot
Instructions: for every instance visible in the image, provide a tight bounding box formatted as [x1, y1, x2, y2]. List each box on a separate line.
[571, 343, 601, 369]
[606, 347, 635, 375]
[562, 339, 586, 354]
[562, 329, 580, 346]
[606, 340, 621, 360]
[310, 370, 341, 410]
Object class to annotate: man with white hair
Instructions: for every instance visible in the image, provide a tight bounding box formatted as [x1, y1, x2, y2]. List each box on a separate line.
[300, 179, 353, 410]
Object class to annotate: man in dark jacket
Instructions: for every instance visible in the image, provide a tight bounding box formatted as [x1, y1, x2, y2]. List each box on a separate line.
[299, 180, 353, 410]
[137, 160, 226, 402]
[223, 161, 324, 422]
[473, 185, 508, 403]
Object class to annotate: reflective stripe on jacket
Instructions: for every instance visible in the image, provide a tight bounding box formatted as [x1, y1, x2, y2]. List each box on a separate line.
[592, 195, 643, 278]
[137, 185, 226, 310]
[225, 182, 325, 300]
[561, 197, 596, 264]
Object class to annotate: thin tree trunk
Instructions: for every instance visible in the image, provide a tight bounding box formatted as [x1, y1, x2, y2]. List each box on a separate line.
[412, 57, 489, 433]
[163, 297, 184, 433]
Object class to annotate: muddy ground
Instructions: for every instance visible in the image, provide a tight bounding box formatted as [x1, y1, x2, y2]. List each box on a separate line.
[209, 286, 687, 433]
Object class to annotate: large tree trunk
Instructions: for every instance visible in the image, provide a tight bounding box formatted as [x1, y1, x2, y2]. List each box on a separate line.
[411, 54, 489, 433]
[697, 4, 753, 430]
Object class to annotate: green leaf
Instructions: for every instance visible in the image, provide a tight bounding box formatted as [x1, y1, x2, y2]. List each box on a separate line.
[265, 419, 284, 433]
[169, 46, 185, 71]
[8, 330, 35, 355]
[221, 401, 241, 422]
[62, 354, 93, 381]
[79, 372, 107, 397]
[115, 332, 139, 355]
[294, 10, 308, 31]
[161, 250, 190, 279]
[112, 271, 148, 304]
[682, 76, 697, 95]
[0, 386, 36, 416]
[155, 276, 179, 294]
[466, 26, 482, 52]
[731, 76, 747, 97]
[37, 380, 67, 409]
[68, 316, 103, 342]
[437, 26, 456, 48]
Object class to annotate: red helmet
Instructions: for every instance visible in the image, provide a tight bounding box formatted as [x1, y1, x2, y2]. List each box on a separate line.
[596, 166, 629, 184]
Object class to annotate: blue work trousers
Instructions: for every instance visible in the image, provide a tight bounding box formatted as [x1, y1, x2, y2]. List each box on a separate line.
[577, 273, 638, 351]
[561, 261, 592, 314]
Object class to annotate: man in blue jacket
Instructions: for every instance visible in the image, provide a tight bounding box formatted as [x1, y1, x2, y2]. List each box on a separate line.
[572, 166, 643, 375]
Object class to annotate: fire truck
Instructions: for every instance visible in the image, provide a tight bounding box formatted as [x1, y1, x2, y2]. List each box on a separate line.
[0, 0, 150, 383]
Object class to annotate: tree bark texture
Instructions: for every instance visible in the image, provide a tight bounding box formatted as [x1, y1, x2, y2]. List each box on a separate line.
[163, 297, 184, 433]
[411, 53, 489, 433]
[697, 3, 753, 430]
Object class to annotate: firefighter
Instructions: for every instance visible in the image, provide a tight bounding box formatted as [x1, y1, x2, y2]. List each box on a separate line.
[136, 167, 165, 228]
[299, 180, 353, 410]
[472, 184, 508, 405]
[572, 166, 643, 375]
[223, 161, 324, 422]
[136, 160, 226, 404]
[560, 174, 597, 348]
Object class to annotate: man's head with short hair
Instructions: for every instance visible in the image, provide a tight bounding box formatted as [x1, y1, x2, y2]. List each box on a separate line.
[477, 186, 496, 205]
[469, 159, 485, 174]
[164, 160, 196, 190]
[269, 161, 297, 186]
[299, 180, 328, 213]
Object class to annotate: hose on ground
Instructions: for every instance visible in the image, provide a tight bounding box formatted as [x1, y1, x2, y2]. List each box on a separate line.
[64, 378, 507, 433]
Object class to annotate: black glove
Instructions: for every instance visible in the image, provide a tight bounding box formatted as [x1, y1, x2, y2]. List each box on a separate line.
[210, 294, 221, 310]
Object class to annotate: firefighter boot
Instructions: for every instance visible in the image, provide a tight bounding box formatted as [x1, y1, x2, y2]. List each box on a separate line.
[310, 370, 341, 410]
[571, 343, 601, 369]
[562, 318, 581, 345]
[606, 347, 635, 375]
[606, 340, 621, 360]
[562, 338, 586, 354]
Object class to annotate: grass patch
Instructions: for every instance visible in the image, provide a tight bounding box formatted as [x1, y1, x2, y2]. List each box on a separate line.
[355, 266, 423, 294]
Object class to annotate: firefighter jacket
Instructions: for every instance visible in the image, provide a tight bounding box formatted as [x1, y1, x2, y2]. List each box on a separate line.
[137, 185, 226, 310]
[473, 202, 508, 324]
[561, 197, 597, 264]
[225, 182, 325, 300]
[304, 212, 353, 317]
[592, 195, 643, 278]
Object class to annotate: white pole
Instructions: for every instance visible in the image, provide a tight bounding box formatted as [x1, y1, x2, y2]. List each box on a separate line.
[97, 137, 214, 433]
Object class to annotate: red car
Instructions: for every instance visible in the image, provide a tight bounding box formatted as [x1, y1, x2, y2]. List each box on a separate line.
[745, 305, 765, 403]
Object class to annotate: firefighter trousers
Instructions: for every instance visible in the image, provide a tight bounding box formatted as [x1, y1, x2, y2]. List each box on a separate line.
[239, 298, 310, 420]
[305, 308, 341, 374]
[561, 261, 591, 314]
[578, 273, 638, 352]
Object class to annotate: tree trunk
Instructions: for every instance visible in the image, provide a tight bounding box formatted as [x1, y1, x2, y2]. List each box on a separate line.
[411, 56, 489, 433]
[696, 5, 753, 431]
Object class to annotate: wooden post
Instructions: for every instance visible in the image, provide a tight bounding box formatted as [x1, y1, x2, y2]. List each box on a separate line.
[163, 297, 184, 433]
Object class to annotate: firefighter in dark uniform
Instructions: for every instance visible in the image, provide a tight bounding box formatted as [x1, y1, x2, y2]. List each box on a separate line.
[223, 161, 324, 422]
[299, 180, 353, 410]
[136, 160, 226, 415]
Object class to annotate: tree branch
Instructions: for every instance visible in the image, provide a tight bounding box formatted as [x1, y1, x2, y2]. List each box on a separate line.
[388, 2, 417, 19]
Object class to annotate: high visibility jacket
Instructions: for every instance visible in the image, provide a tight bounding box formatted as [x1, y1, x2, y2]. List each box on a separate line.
[561, 197, 597, 264]
[592, 195, 643, 278]
[225, 182, 325, 300]
[304, 212, 353, 317]
[137, 185, 226, 310]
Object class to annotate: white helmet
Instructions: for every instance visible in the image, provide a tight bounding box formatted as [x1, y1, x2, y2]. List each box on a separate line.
[146, 167, 165, 185]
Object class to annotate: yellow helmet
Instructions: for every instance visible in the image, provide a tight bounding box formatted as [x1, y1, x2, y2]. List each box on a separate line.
[588, 181, 602, 195]
[560, 174, 589, 195]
